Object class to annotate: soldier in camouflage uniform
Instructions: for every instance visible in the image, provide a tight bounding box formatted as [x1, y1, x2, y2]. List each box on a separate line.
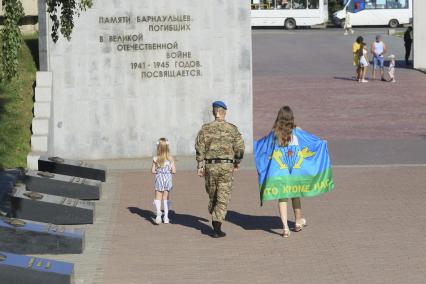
[195, 101, 245, 238]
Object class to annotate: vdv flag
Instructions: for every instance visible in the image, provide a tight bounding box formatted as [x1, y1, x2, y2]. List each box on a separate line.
[254, 128, 334, 203]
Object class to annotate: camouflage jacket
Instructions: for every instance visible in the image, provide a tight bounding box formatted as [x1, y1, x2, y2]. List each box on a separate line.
[195, 120, 245, 165]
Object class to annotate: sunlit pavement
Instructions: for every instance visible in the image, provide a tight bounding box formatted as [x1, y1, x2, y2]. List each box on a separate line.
[38, 28, 426, 284]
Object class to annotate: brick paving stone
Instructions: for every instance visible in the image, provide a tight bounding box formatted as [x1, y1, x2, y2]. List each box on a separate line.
[85, 166, 426, 284]
[29, 29, 426, 284]
[252, 29, 426, 140]
[253, 73, 426, 140]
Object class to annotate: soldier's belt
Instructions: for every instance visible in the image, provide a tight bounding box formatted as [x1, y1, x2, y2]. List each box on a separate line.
[205, 159, 235, 164]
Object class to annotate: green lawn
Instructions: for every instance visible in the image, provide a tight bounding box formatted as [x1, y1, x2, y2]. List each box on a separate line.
[0, 33, 37, 169]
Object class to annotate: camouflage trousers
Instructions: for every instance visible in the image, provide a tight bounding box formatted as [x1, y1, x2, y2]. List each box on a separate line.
[204, 163, 234, 222]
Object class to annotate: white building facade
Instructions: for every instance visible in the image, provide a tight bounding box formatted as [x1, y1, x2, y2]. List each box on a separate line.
[413, 0, 426, 70]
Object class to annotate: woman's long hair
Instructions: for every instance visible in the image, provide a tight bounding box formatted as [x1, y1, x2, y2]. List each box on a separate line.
[273, 106, 295, 147]
[156, 138, 170, 167]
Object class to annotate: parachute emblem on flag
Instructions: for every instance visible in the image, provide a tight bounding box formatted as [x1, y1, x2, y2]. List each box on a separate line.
[254, 129, 334, 203]
[270, 147, 316, 173]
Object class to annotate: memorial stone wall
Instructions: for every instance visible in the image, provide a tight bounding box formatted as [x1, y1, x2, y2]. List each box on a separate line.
[40, 0, 253, 160]
[413, 0, 426, 70]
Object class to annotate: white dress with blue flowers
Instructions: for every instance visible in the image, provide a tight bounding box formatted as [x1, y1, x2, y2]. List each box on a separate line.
[153, 157, 173, 192]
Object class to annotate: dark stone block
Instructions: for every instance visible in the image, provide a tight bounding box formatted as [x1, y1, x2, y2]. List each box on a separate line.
[0, 181, 13, 216]
[25, 169, 102, 200]
[0, 251, 74, 284]
[0, 217, 84, 254]
[0, 169, 24, 216]
[11, 185, 95, 225]
[38, 156, 106, 182]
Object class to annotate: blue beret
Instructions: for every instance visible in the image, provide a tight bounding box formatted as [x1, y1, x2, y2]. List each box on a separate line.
[212, 101, 227, 110]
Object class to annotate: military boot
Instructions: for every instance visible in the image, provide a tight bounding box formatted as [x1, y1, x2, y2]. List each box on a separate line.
[212, 221, 226, 238]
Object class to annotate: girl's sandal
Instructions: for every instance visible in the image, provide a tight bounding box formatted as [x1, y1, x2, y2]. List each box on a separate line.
[295, 218, 307, 232]
[283, 229, 290, 238]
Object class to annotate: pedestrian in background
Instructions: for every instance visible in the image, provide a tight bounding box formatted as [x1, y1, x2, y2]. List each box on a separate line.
[151, 138, 176, 224]
[343, 10, 354, 35]
[371, 35, 387, 81]
[404, 27, 413, 66]
[387, 54, 396, 83]
[359, 42, 369, 83]
[353, 36, 363, 81]
[195, 101, 245, 238]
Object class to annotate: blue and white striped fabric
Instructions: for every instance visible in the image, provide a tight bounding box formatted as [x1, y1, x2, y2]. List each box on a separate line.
[153, 157, 173, 191]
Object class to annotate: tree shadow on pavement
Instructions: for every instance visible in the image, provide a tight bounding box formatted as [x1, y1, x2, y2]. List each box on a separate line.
[128, 207, 212, 236]
[226, 210, 296, 236]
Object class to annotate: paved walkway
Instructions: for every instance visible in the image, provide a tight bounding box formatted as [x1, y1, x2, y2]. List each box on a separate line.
[36, 29, 426, 283]
[42, 166, 426, 284]
[252, 29, 426, 140]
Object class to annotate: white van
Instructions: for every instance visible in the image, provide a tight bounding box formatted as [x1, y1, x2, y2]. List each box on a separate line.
[333, 0, 412, 28]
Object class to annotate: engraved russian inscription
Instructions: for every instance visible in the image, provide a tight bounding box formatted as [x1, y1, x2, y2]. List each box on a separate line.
[98, 14, 202, 80]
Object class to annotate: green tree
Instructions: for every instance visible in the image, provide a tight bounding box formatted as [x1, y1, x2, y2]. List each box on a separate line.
[1, 0, 25, 81]
[47, 0, 93, 42]
[328, 0, 344, 20]
[0, 0, 92, 81]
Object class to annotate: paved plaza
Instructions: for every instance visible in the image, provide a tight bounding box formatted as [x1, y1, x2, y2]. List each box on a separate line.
[252, 28, 426, 141]
[37, 29, 426, 283]
[42, 166, 426, 284]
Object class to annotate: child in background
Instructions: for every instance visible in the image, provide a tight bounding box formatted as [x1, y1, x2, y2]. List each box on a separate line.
[388, 54, 396, 83]
[152, 138, 176, 224]
[358, 42, 369, 83]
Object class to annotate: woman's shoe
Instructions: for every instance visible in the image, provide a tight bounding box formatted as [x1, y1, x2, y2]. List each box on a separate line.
[283, 229, 290, 238]
[295, 218, 307, 232]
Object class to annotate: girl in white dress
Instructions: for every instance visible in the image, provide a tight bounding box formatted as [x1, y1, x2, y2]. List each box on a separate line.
[151, 138, 176, 224]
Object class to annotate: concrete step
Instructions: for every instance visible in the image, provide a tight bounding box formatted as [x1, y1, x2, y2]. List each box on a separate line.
[34, 86, 52, 102]
[36, 71, 52, 87]
[27, 151, 46, 170]
[33, 102, 51, 118]
[31, 118, 49, 135]
[31, 135, 48, 152]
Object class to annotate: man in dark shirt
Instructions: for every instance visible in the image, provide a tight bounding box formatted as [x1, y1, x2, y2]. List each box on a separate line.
[404, 27, 413, 66]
